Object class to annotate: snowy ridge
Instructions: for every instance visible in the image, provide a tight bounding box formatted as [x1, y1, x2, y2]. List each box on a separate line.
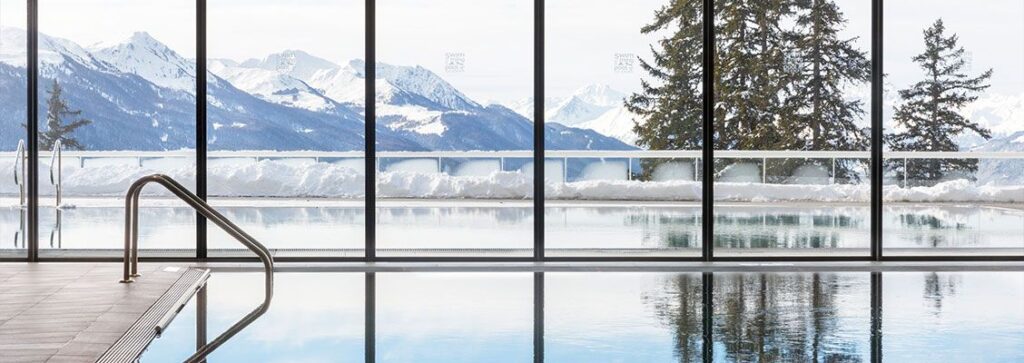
[375, 62, 479, 111]
[508, 83, 640, 146]
[546, 84, 626, 126]
[240, 49, 339, 81]
[91, 32, 196, 92]
[580, 106, 640, 146]
[209, 59, 339, 113]
[1, 27, 106, 71]
[2, 159, 1020, 202]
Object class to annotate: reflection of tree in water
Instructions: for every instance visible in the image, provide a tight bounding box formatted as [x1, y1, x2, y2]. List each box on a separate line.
[895, 213, 970, 248]
[650, 273, 865, 362]
[713, 213, 864, 250]
[643, 274, 704, 362]
[923, 272, 961, 316]
[713, 274, 863, 362]
[626, 212, 701, 248]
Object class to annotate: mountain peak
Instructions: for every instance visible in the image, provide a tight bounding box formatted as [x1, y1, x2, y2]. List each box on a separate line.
[570, 83, 626, 107]
[375, 62, 480, 111]
[91, 31, 195, 92]
[242, 50, 340, 81]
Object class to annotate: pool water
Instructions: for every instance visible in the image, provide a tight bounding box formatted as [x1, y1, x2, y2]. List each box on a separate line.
[140, 271, 1024, 362]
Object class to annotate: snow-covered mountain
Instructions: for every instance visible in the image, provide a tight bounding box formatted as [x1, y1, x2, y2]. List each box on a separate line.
[209, 58, 343, 113]
[507, 84, 641, 146]
[546, 84, 627, 126]
[973, 130, 1024, 185]
[579, 106, 640, 146]
[90, 32, 196, 92]
[210, 49, 632, 151]
[0, 28, 631, 152]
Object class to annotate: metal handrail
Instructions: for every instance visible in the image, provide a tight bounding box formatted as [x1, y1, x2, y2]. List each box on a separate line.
[120, 174, 273, 363]
[14, 139, 25, 206]
[49, 140, 62, 207]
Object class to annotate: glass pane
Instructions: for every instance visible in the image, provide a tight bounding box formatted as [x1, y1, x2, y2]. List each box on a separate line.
[713, 272, 872, 361]
[37, 0, 196, 258]
[376, 0, 533, 257]
[546, 272, 704, 361]
[544, 0, 703, 257]
[0, 1, 28, 259]
[376, 273, 533, 361]
[883, 0, 1024, 257]
[713, 0, 872, 257]
[206, 0, 365, 258]
[883, 272, 1024, 360]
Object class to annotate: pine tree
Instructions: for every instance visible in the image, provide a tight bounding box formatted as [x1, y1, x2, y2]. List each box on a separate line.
[782, 0, 870, 181]
[714, 0, 793, 152]
[887, 19, 992, 186]
[40, 79, 92, 150]
[626, 0, 704, 152]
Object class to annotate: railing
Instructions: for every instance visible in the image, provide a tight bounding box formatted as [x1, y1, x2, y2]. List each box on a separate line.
[4, 149, 1023, 187]
[121, 174, 273, 363]
[13, 140, 25, 205]
[49, 140, 63, 207]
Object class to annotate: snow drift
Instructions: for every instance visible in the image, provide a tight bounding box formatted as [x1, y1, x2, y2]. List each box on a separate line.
[0, 159, 1020, 203]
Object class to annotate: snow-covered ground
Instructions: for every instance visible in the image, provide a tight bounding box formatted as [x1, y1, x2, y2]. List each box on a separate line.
[1, 158, 1020, 203]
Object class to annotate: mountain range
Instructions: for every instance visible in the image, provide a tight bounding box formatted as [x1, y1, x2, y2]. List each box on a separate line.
[0, 28, 633, 152]
[0, 28, 1019, 184]
[504, 84, 641, 146]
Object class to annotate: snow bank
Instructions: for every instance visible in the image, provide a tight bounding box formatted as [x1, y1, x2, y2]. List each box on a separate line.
[883, 179, 1024, 203]
[0, 159, 1021, 203]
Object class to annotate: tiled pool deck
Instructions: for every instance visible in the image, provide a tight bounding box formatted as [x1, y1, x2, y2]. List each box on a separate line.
[0, 263, 202, 363]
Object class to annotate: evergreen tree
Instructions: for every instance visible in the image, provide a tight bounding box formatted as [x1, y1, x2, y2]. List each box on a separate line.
[40, 79, 92, 150]
[626, 0, 704, 152]
[714, 0, 793, 151]
[782, 0, 870, 181]
[887, 19, 992, 186]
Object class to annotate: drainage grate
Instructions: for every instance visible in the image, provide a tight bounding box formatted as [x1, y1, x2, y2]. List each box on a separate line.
[98, 268, 210, 363]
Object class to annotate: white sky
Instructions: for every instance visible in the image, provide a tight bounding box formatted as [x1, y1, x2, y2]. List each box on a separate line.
[1, 0, 1020, 104]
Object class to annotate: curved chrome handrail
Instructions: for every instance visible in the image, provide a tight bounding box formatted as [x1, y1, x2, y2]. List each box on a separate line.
[14, 139, 25, 206]
[120, 174, 273, 363]
[49, 140, 62, 207]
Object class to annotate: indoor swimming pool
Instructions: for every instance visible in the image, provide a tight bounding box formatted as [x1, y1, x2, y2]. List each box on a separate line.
[139, 270, 1024, 362]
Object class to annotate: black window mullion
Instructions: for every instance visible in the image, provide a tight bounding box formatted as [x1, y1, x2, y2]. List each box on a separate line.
[702, 0, 715, 262]
[533, 0, 545, 261]
[365, 0, 376, 261]
[26, 0, 39, 262]
[871, 0, 884, 261]
[196, 0, 208, 260]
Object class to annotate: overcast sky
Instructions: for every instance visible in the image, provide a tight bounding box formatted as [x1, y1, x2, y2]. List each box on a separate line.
[1, 0, 1020, 105]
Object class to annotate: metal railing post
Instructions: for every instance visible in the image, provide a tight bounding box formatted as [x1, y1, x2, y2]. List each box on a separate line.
[831, 158, 836, 184]
[49, 140, 62, 207]
[762, 157, 767, 184]
[14, 139, 26, 206]
[903, 157, 908, 187]
[627, 158, 632, 181]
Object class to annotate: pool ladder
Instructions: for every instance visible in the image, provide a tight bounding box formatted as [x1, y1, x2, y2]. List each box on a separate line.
[10, 140, 64, 248]
[120, 174, 274, 363]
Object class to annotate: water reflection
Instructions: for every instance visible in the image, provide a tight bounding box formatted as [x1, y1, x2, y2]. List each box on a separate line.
[140, 271, 1024, 363]
[0, 203, 1019, 255]
[711, 273, 870, 362]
